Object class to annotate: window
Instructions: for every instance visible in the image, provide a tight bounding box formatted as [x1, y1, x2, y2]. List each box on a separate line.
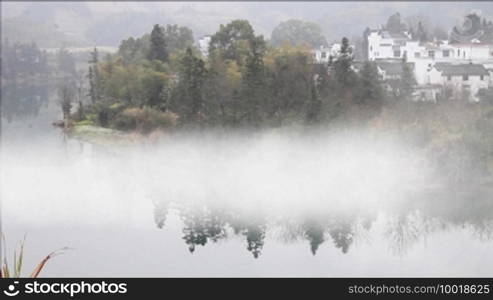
[443, 50, 450, 57]
[480, 75, 484, 81]
[321, 52, 326, 59]
[463, 75, 469, 81]
[394, 50, 401, 57]
[428, 50, 435, 58]
[414, 52, 421, 58]
[447, 75, 452, 81]
[457, 49, 460, 56]
[370, 46, 373, 51]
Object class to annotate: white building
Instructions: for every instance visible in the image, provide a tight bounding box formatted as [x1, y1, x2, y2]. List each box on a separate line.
[312, 43, 354, 64]
[365, 29, 493, 101]
[198, 36, 212, 58]
[367, 30, 412, 61]
[374, 61, 414, 81]
[367, 30, 493, 63]
[427, 63, 490, 101]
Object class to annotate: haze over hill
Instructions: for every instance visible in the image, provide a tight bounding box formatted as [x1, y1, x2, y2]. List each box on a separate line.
[2, 2, 493, 47]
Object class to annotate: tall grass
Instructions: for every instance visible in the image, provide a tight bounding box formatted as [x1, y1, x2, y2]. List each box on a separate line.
[1, 235, 69, 278]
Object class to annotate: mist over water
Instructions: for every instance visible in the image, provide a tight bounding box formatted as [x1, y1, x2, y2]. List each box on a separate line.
[2, 1, 493, 275]
[2, 129, 433, 224]
[3, 121, 493, 276]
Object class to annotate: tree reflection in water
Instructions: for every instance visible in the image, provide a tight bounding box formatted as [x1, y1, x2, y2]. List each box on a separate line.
[152, 197, 493, 258]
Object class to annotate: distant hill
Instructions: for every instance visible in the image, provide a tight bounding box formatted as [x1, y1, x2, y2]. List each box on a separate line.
[2, 2, 493, 47]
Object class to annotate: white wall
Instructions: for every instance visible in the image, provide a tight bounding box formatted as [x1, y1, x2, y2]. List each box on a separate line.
[368, 32, 395, 61]
[443, 74, 489, 101]
[451, 45, 492, 61]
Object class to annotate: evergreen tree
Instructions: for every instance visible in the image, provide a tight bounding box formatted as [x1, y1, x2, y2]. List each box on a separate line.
[306, 77, 322, 124]
[417, 22, 428, 42]
[399, 53, 416, 101]
[241, 36, 266, 126]
[332, 37, 355, 90]
[358, 61, 384, 108]
[174, 47, 207, 123]
[87, 48, 101, 104]
[148, 24, 169, 63]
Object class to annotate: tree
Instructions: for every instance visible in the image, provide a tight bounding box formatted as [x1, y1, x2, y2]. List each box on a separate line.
[305, 78, 322, 124]
[357, 61, 384, 109]
[209, 20, 255, 63]
[266, 46, 313, 124]
[173, 47, 207, 123]
[87, 48, 102, 104]
[332, 37, 355, 89]
[57, 80, 75, 122]
[386, 12, 407, 33]
[163, 24, 194, 53]
[148, 24, 168, 63]
[416, 22, 428, 42]
[56, 48, 76, 75]
[240, 36, 267, 126]
[399, 53, 416, 101]
[118, 35, 150, 64]
[270, 19, 327, 48]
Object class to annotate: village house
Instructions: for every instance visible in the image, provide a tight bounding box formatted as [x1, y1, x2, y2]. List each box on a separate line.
[312, 43, 354, 64]
[427, 63, 490, 101]
[374, 61, 414, 81]
[364, 28, 493, 101]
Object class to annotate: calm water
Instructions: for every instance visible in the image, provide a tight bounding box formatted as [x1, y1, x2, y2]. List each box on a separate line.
[1, 82, 493, 277]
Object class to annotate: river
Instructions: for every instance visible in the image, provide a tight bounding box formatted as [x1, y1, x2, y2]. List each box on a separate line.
[1, 81, 493, 277]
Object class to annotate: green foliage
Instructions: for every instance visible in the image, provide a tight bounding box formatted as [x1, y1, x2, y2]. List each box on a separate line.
[117, 107, 178, 133]
[266, 46, 313, 124]
[57, 80, 76, 120]
[171, 47, 207, 123]
[1, 235, 68, 278]
[118, 24, 194, 65]
[118, 35, 151, 64]
[209, 20, 256, 64]
[399, 55, 416, 101]
[357, 61, 384, 107]
[333, 37, 354, 85]
[148, 24, 169, 63]
[271, 19, 327, 48]
[87, 48, 102, 104]
[163, 25, 194, 53]
[240, 36, 268, 126]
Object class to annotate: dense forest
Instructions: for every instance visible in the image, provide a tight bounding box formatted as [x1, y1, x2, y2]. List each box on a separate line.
[65, 20, 395, 131]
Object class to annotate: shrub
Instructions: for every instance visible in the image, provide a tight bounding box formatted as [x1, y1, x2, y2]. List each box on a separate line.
[118, 107, 178, 133]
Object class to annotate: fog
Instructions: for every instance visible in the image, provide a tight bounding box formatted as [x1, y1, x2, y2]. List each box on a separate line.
[2, 129, 432, 224]
[3, 2, 493, 46]
[2, 129, 493, 276]
[2, 0, 493, 277]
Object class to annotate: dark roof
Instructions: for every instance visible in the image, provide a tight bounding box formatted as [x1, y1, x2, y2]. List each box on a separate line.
[376, 62, 414, 75]
[434, 63, 489, 76]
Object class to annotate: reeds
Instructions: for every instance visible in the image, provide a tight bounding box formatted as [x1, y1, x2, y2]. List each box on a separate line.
[1, 235, 69, 278]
